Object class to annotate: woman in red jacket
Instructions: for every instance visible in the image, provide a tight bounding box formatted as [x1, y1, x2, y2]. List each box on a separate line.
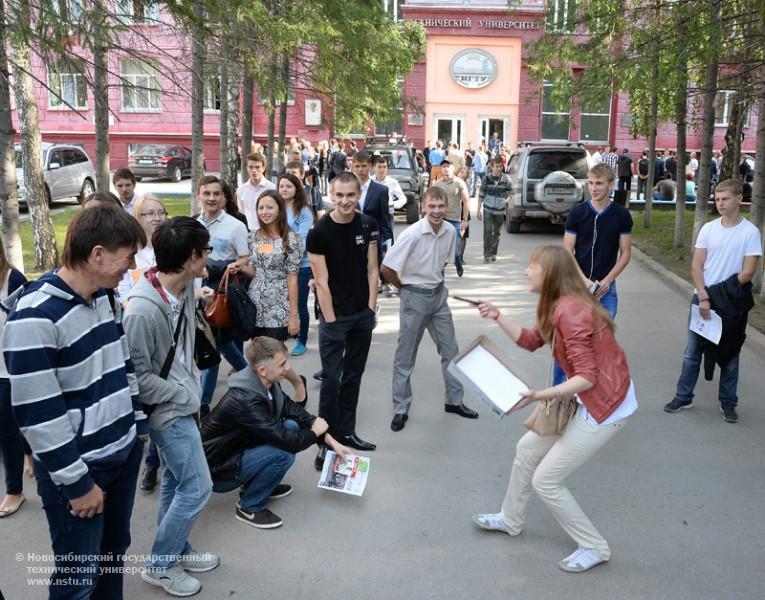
[473, 245, 637, 573]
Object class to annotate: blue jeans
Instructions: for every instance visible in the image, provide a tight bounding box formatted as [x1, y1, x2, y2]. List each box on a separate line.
[553, 282, 618, 385]
[148, 416, 213, 568]
[213, 420, 298, 512]
[445, 219, 462, 266]
[36, 439, 143, 600]
[201, 338, 247, 407]
[0, 377, 29, 495]
[471, 171, 484, 196]
[675, 306, 739, 407]
[297, 265, 313, 345]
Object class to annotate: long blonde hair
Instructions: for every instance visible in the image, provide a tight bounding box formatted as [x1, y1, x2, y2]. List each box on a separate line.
[531, 245, 614, 342]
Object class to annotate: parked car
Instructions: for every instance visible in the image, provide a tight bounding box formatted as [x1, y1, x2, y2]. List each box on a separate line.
[15, 142, 96, 206]
[365, 143, 424, 224]
[505, 143, 592, 233]
[128, 144, 193, 182]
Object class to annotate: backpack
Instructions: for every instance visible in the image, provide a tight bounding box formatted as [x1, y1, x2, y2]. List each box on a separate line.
[226, 275, 259, 339]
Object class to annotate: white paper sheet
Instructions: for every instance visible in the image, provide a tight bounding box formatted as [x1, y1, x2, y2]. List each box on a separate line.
[689, 304, 723, 344]
[453, 345, 528, 415]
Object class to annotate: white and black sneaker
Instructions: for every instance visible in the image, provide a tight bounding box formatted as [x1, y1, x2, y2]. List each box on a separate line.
[269, 484, 293, 499]
[235, 506, 283, 529]
[664, 397, 692, 413]
[720, 404, 738, 423]
[142, 564, 201, 597]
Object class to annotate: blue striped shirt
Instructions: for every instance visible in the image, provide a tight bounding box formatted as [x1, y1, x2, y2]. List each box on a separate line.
[2, 273, 145, 499]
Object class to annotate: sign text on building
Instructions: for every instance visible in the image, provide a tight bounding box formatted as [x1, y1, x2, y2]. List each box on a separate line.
[412, 18, 542, 30]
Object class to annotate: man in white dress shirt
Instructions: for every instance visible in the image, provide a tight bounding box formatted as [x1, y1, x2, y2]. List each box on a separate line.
[236, 153, 276, 230]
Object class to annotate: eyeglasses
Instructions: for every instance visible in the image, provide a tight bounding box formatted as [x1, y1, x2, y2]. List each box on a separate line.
[140, 210, 167, 219]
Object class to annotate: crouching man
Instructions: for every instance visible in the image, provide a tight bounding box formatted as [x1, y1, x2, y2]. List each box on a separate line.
[201, 337, 349, 529]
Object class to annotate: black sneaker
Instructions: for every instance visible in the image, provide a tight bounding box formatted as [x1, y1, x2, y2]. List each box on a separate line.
[456, 264, 464, 277]
[140, 468, 158, 492]
[664, 397, 693, 413]
[720, 405, 738, 423]
[269, 484, 293, 499]
[235, 507, 283, 529]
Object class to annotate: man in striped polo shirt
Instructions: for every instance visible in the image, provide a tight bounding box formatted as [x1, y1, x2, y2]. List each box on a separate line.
[3, 207, 148, 599]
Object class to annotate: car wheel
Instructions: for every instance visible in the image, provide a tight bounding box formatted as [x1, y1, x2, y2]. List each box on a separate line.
[406, 199, 419, 224]
[135, 176, 143, 182]
[45, 186, 52, 206]
[507, 219, 521, 234]
[171, 165, 183, 183]
[78, 179, 95, 204]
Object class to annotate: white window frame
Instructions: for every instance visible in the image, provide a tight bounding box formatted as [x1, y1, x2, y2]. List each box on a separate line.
[47, 61, 88, 110]
[203, 75, 221, 113]
[52, 0, 84, 22]
[547, 0, 576, 33]
[115, 0, 160, 24]
[713, 89, 748, 128]
[120, 59, 162, 112]
[540, 80, 570, 141]
[578, 92, 610, 143]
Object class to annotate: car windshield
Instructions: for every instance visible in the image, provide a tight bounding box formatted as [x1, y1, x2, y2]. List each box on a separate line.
[133, 145, 172, 156]
[527, 151, 588, 179]
[373, 150, 412, 170]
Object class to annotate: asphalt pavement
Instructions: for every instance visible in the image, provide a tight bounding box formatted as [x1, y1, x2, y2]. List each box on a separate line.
[2, 208, 765, 600]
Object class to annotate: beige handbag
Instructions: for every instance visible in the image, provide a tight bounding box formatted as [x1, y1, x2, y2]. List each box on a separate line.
[523, 332, 578, 436]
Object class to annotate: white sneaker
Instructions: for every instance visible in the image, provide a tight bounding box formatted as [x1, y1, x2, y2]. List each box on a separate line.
[558, 547, 608, 573]
[472, 513, 519, 536]
[180, 547, 220, 572]
[142, 563, 201, 596]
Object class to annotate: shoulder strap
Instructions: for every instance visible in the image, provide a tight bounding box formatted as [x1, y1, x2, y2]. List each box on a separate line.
[159, 300, 186, 380]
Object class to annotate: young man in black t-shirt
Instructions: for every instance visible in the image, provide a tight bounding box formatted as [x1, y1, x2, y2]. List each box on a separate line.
[306, 171, 379, 469]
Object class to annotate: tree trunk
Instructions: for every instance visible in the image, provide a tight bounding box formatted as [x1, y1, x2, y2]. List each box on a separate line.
[11, 2, 58, 270]
[93, 0, 110, 192]
[219, 60, 229, 186]
[190, 6, 205, 214]
[240, 70, 254, 183]
[692, 0, 721, 245]
[643, 34, 659, 229]
[265, 101, 276, 178]
[223, 62, 241, 189]
[673, 41, 688, 249]
[720, 94, 741, 182]
[751, 92, 765, 296]
[0, 7, 22, 270]
[276, 54, 290, 176]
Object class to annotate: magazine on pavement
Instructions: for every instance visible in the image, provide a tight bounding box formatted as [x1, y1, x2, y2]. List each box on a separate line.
[318, 451, 370, 496]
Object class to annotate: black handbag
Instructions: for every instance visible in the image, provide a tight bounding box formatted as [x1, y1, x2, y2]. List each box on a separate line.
[195, 309, 221, 370]
[226, 275, 259, 339]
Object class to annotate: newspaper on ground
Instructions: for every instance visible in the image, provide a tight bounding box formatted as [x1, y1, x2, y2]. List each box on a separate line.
[448, 335, 532, 419]
[318, 451, 370, 496]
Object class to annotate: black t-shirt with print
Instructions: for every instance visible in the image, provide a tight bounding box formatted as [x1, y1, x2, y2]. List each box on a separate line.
[306, 212, 379, 316]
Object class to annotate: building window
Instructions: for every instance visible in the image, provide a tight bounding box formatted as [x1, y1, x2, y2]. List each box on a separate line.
[204, 75, 221, 112]
[547, 0, 576, 32]
[258, 86, 295, 106]
[120, 59, 162, 111]
[48, 59, 88, 109]
[382, 0, 400, 22]
[579, 93, 610, 142]
[714, 90, 748, 127]
[50, 0, 84, 22]
[541, 80, 570, 141]
[116, 0, 159, 23]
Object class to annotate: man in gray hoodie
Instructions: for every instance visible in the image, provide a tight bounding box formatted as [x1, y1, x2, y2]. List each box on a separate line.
[124, 217, 217, 597]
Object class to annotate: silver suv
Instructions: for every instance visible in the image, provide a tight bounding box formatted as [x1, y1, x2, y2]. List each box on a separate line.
[505, 144, 592, 233]
[15, 143, 96, 206]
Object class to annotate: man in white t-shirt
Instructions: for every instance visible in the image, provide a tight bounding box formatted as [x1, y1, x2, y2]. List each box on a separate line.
[236, 153, 276, 230]
[665, 179, 761, 423]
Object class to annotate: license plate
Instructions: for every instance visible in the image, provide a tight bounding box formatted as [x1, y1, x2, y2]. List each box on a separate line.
[547, 186, 574, 195]
[139, 159, 153, 164]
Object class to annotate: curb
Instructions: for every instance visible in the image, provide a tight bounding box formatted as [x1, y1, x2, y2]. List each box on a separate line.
[632, 246, 765, 359]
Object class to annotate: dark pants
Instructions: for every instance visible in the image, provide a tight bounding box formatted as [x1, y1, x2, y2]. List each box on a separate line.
[36, 439, 143, 600]
[297, 266, 313, 345]
[0, 377, 29, 495]
[318, 308, 375, 437]
[618, 175, 632, 192]
[636, 177, 647, 200]
[145, 442, 160, 470]
[482, 209, 505, 259]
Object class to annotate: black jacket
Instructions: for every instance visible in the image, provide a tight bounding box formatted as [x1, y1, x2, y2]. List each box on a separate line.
[701, 274, 754, 375]
[362, 179, 394, 245]
[200, 367, 318, 483]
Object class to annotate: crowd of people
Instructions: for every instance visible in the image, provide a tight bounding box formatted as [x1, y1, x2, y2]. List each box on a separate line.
[0, 134, 760, 597]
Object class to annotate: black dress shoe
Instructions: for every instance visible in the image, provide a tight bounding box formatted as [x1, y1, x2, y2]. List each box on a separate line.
[312, 370, 324, 382]
[314, 445, 327, 471]
[390, 413, 408, 432]
[456, 264, 464, 277]
[140, 468, 158, 491]
[296, 375, 308, 406]
[445, 403, 479, 419]
[338, 433, 377, 451]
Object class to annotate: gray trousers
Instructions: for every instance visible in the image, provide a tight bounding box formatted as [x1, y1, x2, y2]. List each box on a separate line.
[392, 285, 464, 414]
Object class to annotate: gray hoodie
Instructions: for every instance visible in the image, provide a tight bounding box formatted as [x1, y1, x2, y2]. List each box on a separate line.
[124, 275, 200, 430]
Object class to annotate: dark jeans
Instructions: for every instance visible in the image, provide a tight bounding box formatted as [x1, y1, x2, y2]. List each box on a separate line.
[297, 266, 313, 345]
[636, 177, 647, 200]
[36, 439, 143, 600]
[213, 420, 298, 512]
[201, 338, 247, 407]
[445, 220, 462, 267]
[318, 308, 375, 437]
[0, 377, 29, 495]
[482, 209, 504, 258]
[145, 442, 160, 470]
[618, 175, 632, 192]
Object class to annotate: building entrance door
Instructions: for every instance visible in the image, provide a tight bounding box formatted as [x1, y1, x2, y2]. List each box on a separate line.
[434, 116, 465, 149]
[478, 117, 509, 147]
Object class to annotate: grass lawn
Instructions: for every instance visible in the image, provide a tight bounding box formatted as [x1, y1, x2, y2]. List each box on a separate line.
[629, 204, 765, 335]
[20, 196, 193, 278]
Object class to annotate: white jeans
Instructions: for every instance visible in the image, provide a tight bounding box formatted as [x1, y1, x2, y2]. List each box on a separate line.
[500, 410, 629, 559]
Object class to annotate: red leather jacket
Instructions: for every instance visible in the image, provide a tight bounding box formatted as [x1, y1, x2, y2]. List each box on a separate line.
[516, 296, 631, 424]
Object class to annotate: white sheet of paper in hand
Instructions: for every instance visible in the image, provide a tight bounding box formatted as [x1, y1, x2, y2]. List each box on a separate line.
[689, 304, 722, 344]
[456, 345, 527, 414]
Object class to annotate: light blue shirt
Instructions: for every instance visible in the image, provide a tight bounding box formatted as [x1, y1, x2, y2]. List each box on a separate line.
[286, 205, 315, 268]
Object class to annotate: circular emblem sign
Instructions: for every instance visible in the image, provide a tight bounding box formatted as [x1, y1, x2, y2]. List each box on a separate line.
[449, 49, 498, 89]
